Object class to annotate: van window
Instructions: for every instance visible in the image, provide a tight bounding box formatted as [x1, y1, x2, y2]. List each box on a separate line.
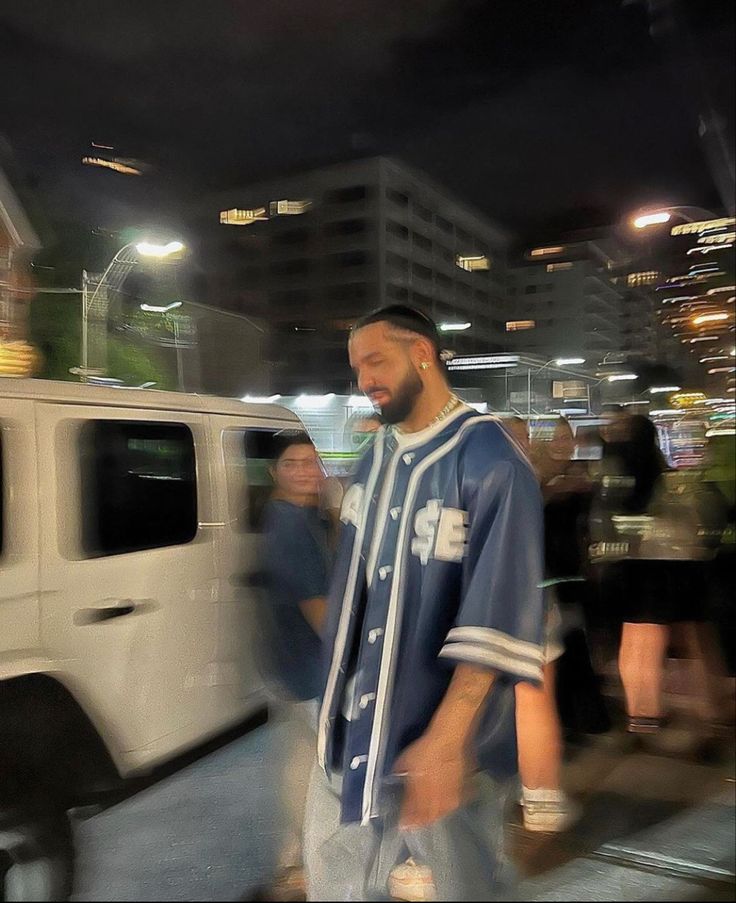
[80, 421, 197, 557]
[225, 428, 290, 533]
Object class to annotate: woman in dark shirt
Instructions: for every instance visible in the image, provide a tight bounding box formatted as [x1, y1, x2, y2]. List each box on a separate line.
[255, 431, 331, 900]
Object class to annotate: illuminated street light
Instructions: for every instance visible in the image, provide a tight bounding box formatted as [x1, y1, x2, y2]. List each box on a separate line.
[439, 322, 472, 332]
[649, 385, 681, 394]
[555, 357, 586, 366]
[633, 211, 672, 229]
[607, 373, 638, 382]
[78, 237, 187, 382]
[136, 240, 185, 258]
[630, 206, 723, 231]
[140, 301, 183, 313]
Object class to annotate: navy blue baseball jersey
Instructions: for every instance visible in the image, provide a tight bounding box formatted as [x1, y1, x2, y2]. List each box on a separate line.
[318, 406, 545, 825]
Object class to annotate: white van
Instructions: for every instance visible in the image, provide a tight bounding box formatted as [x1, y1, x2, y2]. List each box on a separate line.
[0, 378, 303, 900]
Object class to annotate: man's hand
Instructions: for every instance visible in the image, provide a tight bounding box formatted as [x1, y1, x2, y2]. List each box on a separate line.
[394, 731, 473, 830]
[393, 663, 496, 830]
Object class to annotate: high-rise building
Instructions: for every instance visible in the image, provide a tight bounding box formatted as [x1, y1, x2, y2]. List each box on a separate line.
[211, 157, 509, 392]
[622, 216, 735, 394]
[505, 235, 625, 364]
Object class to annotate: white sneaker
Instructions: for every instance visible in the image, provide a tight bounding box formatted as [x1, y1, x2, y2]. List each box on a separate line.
[388, 858, 437, 902]
[521, 787, 579, 833]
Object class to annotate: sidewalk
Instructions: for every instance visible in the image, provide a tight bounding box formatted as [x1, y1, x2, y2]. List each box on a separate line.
[511, 738, 735, 901]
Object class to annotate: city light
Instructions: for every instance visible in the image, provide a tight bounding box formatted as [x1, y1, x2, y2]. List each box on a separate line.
[648, 386, 681, 394]
[439, 322, 472, 332]
[219, 208, 268, 225]
[456, 255, 490, 272]
[81, 156, 143, 176]
[269, 199, 312, 216]
[529, 246, 564, 257]
[135, 240, 185, 258]
[671, 217, 735, 236]
[241, 394, 282, 404]
[447, 354, 519, 371]
[140, 301, 183, 313]
[633, 211, 671, 229]
[692, 312, 729, 326]
[555, 357, 586, 366]
[607, 373, 638, 382]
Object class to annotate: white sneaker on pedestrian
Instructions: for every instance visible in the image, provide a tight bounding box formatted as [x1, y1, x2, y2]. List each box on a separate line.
[520, 786, 579, 833]
[388, 857, 437, 902]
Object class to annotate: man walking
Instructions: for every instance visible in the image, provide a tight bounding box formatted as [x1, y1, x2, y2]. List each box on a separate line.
[305, 306, 545, 901]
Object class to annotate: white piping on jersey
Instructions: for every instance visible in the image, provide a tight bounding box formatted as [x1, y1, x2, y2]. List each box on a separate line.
[445, 626, 544, 666]
[437, 642, 543, 682]
[367, 405, 471, 585]
[318, 429, 386, 768]
[366, 448, 402, 587]
[361, 414, 502, 824]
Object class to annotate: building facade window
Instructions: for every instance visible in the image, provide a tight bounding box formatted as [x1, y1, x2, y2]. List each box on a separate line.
[386, 188, 409, 208]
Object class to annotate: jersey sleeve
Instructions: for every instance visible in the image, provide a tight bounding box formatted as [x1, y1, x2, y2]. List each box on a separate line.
[438, 435, 546, 683]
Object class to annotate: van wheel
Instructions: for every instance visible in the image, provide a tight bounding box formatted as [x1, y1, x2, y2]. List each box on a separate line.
[0, 804, 74, 902]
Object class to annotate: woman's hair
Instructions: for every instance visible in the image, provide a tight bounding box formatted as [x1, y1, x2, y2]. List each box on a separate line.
[270, 429, 314, 462]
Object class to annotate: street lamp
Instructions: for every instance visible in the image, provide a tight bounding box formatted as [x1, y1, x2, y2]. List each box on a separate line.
[555, 357, 586, 366]
[139, 301, 183, 313]
[79, 238, 186, 381]
[136, 240, 185, 258]
[630, 206, 720, 230]
[438, 322, 472, 332]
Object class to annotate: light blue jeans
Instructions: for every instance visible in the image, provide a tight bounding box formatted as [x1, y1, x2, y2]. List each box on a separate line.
[304, 765, 518, 901]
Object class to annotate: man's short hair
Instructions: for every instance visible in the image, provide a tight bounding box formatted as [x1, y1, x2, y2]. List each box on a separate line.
[352, 305, 443, 361]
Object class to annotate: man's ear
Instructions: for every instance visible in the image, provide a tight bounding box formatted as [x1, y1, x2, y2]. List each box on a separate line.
[409, 335, 436, 370]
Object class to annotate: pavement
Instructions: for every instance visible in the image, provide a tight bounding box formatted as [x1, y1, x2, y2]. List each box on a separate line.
[69, 713, 736, 902]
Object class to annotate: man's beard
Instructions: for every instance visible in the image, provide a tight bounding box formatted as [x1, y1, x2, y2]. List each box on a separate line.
[378, 366, 424, 424]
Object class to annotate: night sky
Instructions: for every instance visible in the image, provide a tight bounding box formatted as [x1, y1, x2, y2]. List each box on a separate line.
[1, 0, 733, 238]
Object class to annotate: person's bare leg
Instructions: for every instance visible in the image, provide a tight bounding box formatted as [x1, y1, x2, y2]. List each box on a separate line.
[618, 622, 669, 723]
[515, 663, 562, 790]
[515, 663, 578, 832]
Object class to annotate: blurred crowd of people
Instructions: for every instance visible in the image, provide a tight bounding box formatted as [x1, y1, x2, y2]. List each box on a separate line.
[247, 306, 735, 902]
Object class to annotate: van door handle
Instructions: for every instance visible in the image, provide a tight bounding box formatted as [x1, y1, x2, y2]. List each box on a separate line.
[74, 600, 151, 625]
